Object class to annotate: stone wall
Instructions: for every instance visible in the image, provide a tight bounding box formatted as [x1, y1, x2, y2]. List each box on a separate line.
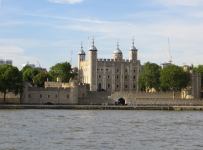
[0, 92, 20, 103]
[78, 91, 114, 105]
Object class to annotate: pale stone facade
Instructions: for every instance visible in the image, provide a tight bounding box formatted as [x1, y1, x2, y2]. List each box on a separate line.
[78, 38, 141, 92]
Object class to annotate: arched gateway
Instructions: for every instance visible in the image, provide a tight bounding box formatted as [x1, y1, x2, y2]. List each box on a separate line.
[118, 98, 126, 105]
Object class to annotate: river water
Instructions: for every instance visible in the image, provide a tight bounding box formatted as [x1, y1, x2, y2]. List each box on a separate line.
[0, 110, 203, 150]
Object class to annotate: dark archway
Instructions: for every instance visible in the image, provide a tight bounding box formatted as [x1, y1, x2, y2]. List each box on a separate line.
[98, 83, 101, 91]
[118, 98, 126, 105]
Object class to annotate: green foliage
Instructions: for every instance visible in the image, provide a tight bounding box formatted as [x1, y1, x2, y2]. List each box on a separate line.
[160, 64, 190, 92]
[49, 62, 74, 82]
[23, 68, 40, 82]
[193, 65, 203, 88]
[0, 65, 23, 103]
[137, 62, 161, 91]
[34, 73, 51, 87]
[21, 66, 32, 74]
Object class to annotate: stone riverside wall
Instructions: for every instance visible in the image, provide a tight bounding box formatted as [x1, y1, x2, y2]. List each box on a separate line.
[78, 91, 114, 105]
[0, 93, 20, 104]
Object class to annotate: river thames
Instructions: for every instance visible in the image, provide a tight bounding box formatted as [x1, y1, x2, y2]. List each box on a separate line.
[0, 109, 203, 150]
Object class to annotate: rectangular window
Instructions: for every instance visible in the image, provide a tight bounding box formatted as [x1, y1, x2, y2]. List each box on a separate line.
[108, 75, 110, 78]
[101, 68, 103, 71]
[108, 84, 110, 88]
[48, 95, 50, 98]
[117, 69, 118, 72]
[28, 94, 31, 98]
[117, 76, 119, 79]
[125, 76, 127, 79]
[134, 85, 136, 88]
[134, 76, 135, 79]
[55, 94, 57, 98]
[106, 69, 108, 71]
[67, 95, 69, 98]
[40, 94, 42, 98]
[117, 85, 119, 88]
[126, 85, 127, 88]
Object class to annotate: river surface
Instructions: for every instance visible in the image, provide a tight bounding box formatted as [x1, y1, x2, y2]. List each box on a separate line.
[0, 110, 203, 150]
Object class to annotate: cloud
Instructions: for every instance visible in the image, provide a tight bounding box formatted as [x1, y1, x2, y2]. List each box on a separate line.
[153, 0, 203, 6]
[0, 47, 24, 53]
[47, 0, 83, 4]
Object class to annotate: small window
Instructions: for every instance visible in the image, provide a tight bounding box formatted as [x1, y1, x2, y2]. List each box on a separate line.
[134, 70, 135, 72]
[97, 68, 99, 71]
[125, 76, 127, 79]
[117, 69, 118, 72]
[106, 69, 108, 71]
[117, 76, 119, 79]
[134, 85, 135, 88]
[108, 84, 110, 88]
[55, 95, 57, 98]
[108, 75, 110, 78]
[28, 94, 31, 98]
[117, 85, 119, 88]
[101, 68, 103, 71]
[134, 76, 135, 79]
[48, 95, 50, 98]
[67, 95, 69, 98]
[40, 94, 42, 98]
[99, 75, 101, 78]
[126, 69, 127, 72]
[126, 85, 127, 88]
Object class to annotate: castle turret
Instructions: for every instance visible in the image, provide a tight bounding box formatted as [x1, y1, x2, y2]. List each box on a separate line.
[89, 37, 98, 91]
[113, 40, 123, 61]
[78, 42, 86, 83]
[129, 36, 138, 61]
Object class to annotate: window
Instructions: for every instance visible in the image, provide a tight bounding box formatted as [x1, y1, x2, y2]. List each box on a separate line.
[117, 76, 119, 79]
[117, 69, 118, 72]
[106, 69, 108, 71]
[101, 68, 103, 71]
[99, 75, 101, 78]
[126, 69, 127, 72]
[125, 76, 127, 79]
[67, 95, 69, 98]
[97, 68, 99, 71]
[48, 95, 50, 98]
[28, 94, 31, 98]
[117, 85, 119, 88]
[55, 95, 57, 98]
[126, 85, 127, 88]
[108, 75, 110, 78]
[40, 94, 42, 98]
[108, 84, 110, 88]
[134, 85, 136, 88]
[134, 70, 135, 73]
[134, 76, 135, 79]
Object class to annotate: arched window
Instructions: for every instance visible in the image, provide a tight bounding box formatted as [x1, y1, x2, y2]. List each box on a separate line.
[126, 85, 127, 88]
[117, 85, 119, 88]
[134, 76, 135, 79]
[108, 84, 110, 88]
[99, 75, 101, 78]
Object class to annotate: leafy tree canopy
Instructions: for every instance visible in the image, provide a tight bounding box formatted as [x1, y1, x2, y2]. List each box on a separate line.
[193, 65, 203, 88]
[137, 62, 162, 91]
[160, 64, 190, 98]
[21, 66, 33, 74]
[0, 65, 23, 103]
[49, 62, 74, 82]
[23, 68, 40, 82]
[34, 73, 51, 87]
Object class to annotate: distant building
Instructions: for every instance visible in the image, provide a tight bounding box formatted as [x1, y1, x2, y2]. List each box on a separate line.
[0, 59, 13, 65]
[160, 62, 171, 68]
[22, 62, 35, 68]
[35, 67, 47, 73]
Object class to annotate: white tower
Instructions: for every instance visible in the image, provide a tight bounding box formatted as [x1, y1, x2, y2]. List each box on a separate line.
[129, 36, 138, 61]
[78, 42, 86, 83]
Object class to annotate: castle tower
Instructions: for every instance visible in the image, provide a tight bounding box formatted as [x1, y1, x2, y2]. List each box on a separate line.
[129, 36, 138, 61]
[89, 37, 98, 91]
[78, 42, 86, 83]
[113, 40, 123, 61]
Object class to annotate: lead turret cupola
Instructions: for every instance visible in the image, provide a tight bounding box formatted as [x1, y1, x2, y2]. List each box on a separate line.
[113, 40, 123, 60]
[89, 37, 98, 51]
[129, 36, 138, 61]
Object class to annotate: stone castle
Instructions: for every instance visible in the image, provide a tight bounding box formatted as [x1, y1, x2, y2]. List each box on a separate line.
[0, 38, 202, 105]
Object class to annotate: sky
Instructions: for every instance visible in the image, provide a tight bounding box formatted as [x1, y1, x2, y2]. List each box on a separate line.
[0, 0, 203, 70]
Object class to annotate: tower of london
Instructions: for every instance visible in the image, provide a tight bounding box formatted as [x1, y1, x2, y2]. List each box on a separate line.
[78, 37, 141, 92]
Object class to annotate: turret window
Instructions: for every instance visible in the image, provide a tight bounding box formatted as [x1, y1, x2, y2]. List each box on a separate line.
[126, 69, 127, 72]
[134, 85, 136, 88]
[101, 68, 103, 71]
[99, 75, 101, 78]
[106, 69, 108, 71]
[117, 85, 119, 88]
[117, 76, 119, 79]
[126, 85, 127, 88]
[108, 84, 110, 88]
[134, 70, 135, 72]
[117, 69, 118, 72]
[125, 76, 127, 79]
[108, 75, 110, 78]
[134, 76, 135, 79]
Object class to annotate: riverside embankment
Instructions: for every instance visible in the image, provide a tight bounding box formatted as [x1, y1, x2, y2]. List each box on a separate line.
[0, 105, 203, 110]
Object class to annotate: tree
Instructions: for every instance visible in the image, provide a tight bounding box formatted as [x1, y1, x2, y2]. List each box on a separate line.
[49, 62, 74, 82]
[0, 65, 23, 103]
[34, 73, 51, 87]
[160, 64, 190, 99]
[193, 65, 203, 88]
[21, 66, 33, 74]
[137, 62, 161, 91]
[22, 68, 40, 82]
